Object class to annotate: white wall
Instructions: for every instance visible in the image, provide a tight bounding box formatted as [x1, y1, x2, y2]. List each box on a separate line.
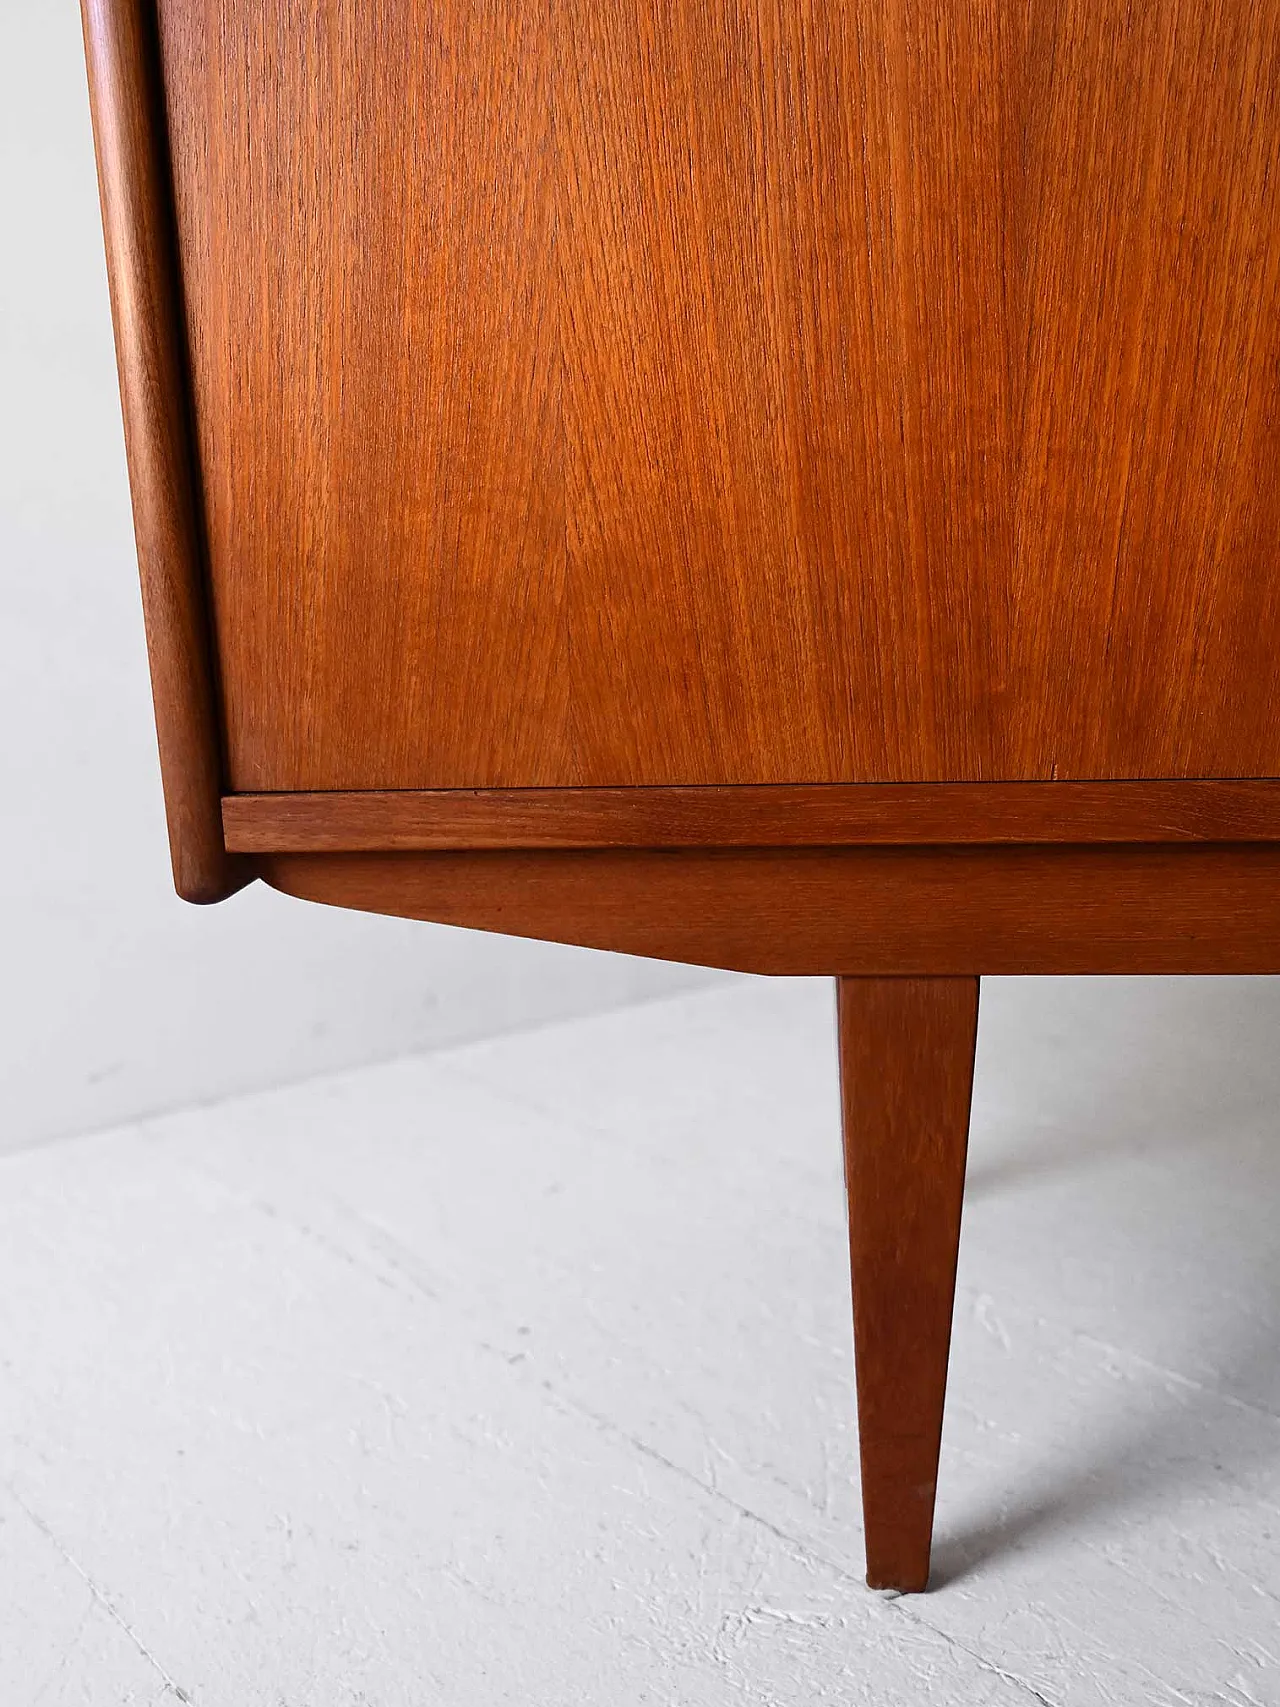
[0, 5, 721, 1156]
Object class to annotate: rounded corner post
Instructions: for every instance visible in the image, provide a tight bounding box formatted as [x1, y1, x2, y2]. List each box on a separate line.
[81, 0, 245, 904]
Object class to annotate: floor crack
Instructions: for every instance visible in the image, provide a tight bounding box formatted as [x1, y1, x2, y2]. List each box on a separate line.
[885, 1595, 1062, 1707]
[537, 1384, 1060, 1707]
[5, 1480, 193, 1703]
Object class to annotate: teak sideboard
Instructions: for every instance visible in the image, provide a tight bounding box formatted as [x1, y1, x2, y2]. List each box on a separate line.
[82, 0, 1280, 1591]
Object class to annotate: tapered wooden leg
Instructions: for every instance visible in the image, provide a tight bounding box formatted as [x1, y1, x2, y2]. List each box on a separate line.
[837, 975, 979, 1593]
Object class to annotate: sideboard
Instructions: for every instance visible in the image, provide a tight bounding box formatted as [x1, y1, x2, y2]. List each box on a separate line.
[82, 0, 1280, 1590]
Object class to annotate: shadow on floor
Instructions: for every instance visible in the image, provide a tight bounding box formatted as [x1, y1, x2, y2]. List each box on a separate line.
[937, 975, 1280, 1585]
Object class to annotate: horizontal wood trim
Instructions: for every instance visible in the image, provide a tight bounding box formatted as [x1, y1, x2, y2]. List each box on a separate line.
[225, 781, 1280, 853]
[259, 845, 1280, 976]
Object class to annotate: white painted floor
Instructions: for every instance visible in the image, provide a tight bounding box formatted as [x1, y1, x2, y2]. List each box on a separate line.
[3, 975, 1280, 1705]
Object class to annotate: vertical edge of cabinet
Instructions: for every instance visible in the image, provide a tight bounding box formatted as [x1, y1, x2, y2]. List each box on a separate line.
[80, 0, 249, 903]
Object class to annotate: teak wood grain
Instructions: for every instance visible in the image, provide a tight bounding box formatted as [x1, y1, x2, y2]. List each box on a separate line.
[148, 0, 1280, 792]
[224, 781, 1280, 854]
[839, 977, 978, 1591]
[80, 0, 246, 901]
[156, 0, 565, 794]
[258, 845, 1280, 976]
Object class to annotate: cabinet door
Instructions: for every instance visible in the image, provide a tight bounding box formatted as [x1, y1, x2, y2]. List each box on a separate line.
[159, 1, 1280, 790]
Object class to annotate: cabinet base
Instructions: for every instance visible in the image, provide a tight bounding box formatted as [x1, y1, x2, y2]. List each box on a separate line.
[258, 844, 1280, 975]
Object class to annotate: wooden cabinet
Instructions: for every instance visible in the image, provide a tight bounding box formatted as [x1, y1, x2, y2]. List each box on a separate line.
[83, 0, 1280, 1591]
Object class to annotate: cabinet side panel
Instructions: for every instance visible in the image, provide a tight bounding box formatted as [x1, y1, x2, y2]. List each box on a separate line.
[81, 0, 248, 897]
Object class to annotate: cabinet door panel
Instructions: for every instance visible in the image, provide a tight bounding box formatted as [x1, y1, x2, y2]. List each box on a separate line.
[159, 0, 1280, 789]
[160, 2, 566, 790]
[1008, 0, 1280, 778]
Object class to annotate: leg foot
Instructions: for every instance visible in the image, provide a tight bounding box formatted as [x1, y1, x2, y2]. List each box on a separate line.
[837, 975, 979, 1592]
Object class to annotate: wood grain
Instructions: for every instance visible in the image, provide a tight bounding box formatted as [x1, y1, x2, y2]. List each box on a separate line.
[225, 780, 1280, 853]
[258, 845, 1280, 976]
[1010, 0, 1280, 778]
[560, 0, 1007, 781]
[148, 0, 1280, 791]
[838, 976, 978, 1591]
[80, 0, 247, 901]
[156, 0, 565, 792]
